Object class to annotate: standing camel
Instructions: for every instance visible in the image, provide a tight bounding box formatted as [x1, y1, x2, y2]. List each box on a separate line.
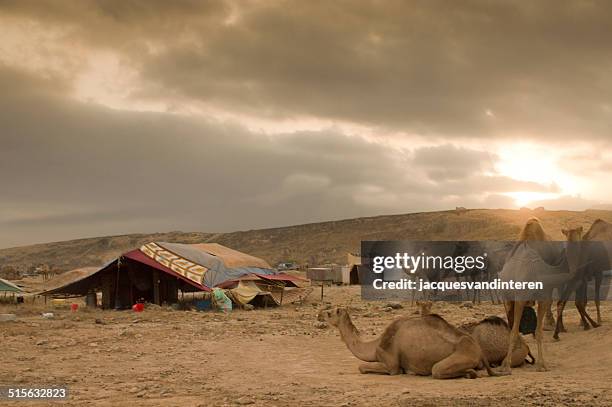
[499, 218, 565, 373]
[553, 220, 611, 339]
[582, 219, 612, 325]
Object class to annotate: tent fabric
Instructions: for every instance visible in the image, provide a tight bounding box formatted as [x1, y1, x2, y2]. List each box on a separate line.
[0, 278, 23, 293]
[123, 249, 210, 292]
[230, 280, 266, 305]
[229, 279, 312, 306]
[141, 241, 277, 288]
[41, 242, 298, 298]
[189, 243, 272, 269]
[40, 267, 101, 295]
[140, 242, 209, 285]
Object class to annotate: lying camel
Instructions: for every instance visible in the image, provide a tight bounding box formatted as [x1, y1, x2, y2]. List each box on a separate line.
[318, 307, 505, 379]
[420, 301, 534, 367]
[459, 316, 534, 367]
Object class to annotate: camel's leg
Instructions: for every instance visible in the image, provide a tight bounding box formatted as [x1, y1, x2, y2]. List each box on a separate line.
[595, 272, 602, 325]
[575, 300, 599, 329]
[543, 303, 555, 331]
[505, 301, 515, 329]
[431, 337, 481, 379]
[358, 362, 390, 375]
[576, 283, 589, 328]
[535, 300, 551, 372]
[375, 347, 402, 375]
[499, 301, 524, 374]
[553, 300, 568, 340]
[557, 301, 567, 332]
[575, 283, 599, 329]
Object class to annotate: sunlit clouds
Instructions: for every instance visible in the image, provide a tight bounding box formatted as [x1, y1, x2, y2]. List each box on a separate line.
[0, 0, 611, 247]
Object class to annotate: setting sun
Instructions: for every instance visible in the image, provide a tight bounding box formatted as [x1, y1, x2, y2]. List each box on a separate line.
[495, 143, 578, 207]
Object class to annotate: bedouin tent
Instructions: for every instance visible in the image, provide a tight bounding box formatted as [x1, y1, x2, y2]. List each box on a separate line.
[41, 242, 305, 308]
[0, 278, 23, 293]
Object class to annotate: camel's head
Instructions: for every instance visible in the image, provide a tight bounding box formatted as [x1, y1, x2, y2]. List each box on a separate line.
[519, 217, 548, 241]
[317, 307, 349, 327]
[562, 226, 584, 242]
[562, 226, 586, 275]
[416, 300, 432, 315]
[584, 219, 612, 240]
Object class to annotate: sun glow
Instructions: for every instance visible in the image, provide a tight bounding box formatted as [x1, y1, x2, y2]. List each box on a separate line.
[504, 191, 558, 207]
[495, 143, 579, 207]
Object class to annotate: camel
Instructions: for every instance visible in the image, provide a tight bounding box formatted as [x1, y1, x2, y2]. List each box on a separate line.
[419, 301, 534, 367]
[499, 217, 563, 373]
[459, 316, 534, 367]
[318, 307, 505, 379]
[553, 220, 611, 339]
[582, 219, 612, 325]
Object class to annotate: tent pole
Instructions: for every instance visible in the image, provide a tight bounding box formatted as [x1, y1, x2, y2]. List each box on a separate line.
[115, 257, 121, 309]
[320, 282, 324, 302]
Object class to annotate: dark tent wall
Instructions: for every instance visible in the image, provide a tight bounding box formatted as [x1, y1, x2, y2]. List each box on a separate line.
[99, 257, 181, 309]
[42, 251, 207, 309]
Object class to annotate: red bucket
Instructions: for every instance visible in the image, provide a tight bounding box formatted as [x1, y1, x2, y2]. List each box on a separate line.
[70, 303, 79, 312]
[132, 303, 144, 312]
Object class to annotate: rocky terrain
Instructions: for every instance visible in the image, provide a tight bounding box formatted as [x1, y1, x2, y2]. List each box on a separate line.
[2, 208, 612, 273]
[1, 285, 611, 406]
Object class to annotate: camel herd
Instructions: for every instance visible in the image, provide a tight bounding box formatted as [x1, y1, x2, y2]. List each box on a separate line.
[319, 218, 611, 379]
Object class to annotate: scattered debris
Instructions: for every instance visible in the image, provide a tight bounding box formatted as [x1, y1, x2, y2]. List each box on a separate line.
[235, 396, 255, 405]
[386, 302, 403, 309]
[0, 313, 17, 322]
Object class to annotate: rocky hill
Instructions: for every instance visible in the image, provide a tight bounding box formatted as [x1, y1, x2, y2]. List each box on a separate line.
[1, 208, 611, 273]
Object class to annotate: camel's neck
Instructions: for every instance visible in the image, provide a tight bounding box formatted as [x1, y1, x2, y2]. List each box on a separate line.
[336, 314, 380, 362]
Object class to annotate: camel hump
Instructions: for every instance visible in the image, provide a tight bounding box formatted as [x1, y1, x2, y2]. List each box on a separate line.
[378, 314, 458, 350]
[479, 315, 508, 328]
[422, 313, 454, 328]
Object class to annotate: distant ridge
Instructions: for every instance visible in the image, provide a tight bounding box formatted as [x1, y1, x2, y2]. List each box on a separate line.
[1, 208, 611, 272]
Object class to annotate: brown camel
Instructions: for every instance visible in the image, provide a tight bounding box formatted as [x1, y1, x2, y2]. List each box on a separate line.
[420, 302, 534, 367]
[500, 217, 561, 373]
[318, 307, 504, 379]
[459, 316, 534, 367]
[582, 219, 612, 325]
[553, 220, 611, 339]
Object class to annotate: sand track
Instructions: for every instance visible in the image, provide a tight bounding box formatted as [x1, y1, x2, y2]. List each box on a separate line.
[1, 286, 611, 406]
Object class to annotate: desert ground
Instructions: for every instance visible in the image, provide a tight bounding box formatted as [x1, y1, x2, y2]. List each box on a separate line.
[1, 284, 611, 407]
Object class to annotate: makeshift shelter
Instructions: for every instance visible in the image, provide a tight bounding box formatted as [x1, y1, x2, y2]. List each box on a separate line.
[0, 278, 23, 293]
[221, 273, 311, 307]
[41, 242, 306, 309]
[346, 253, 362, 285]
[306, 254, 361, 285]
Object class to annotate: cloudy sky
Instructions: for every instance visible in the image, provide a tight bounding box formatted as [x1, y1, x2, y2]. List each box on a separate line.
[1, 0, 611, 248]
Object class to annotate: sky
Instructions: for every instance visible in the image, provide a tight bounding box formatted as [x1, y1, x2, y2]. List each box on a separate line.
[1, 0, 612, 248]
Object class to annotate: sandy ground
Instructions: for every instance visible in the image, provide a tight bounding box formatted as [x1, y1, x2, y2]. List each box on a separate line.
[1, 286, 611, 407]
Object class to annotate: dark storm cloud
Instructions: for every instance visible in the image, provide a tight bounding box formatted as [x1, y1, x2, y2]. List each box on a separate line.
[0, 65, 553, 247]
[413, 145, 496, 181]
[2, 0, 612, 140]
[1, 1, 611, 247]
